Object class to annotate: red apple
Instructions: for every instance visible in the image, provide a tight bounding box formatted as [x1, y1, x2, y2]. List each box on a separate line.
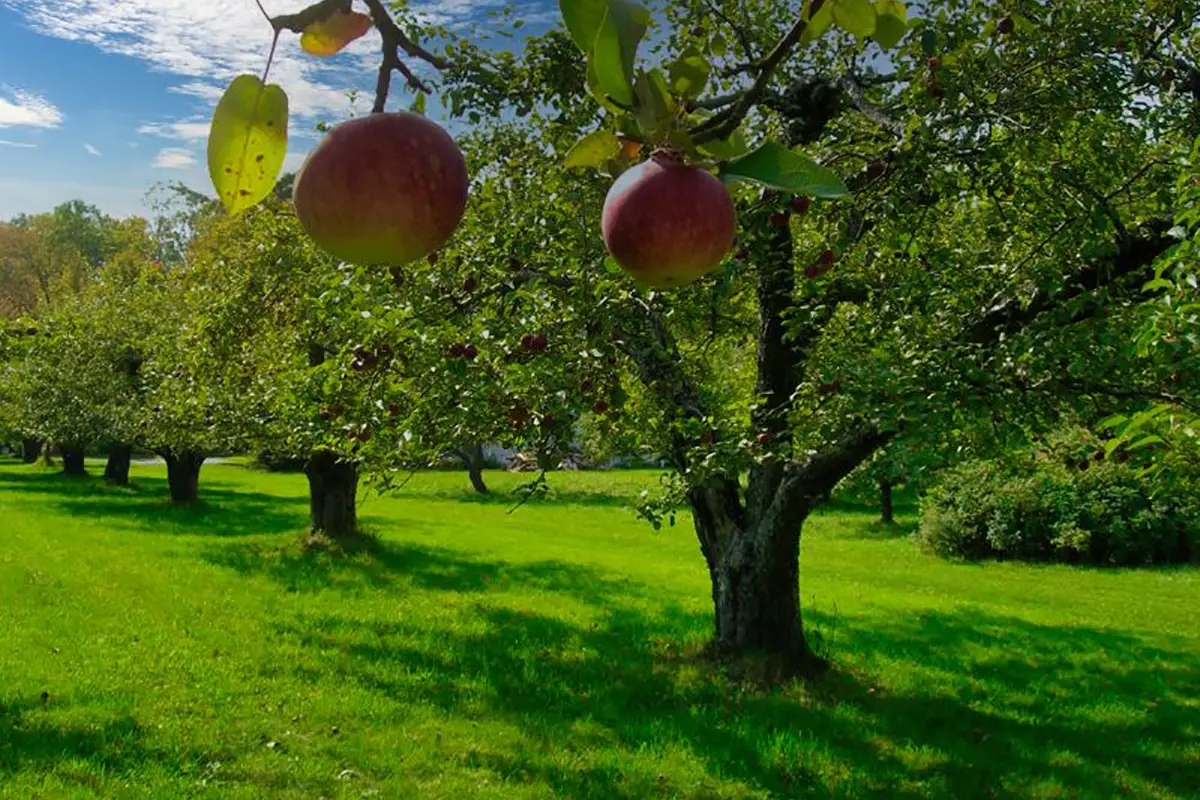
[600, 155, 736, 289]
[757, 432, 770, 445]
[769, 212, 792, 228]
[293, 112, 468, 266]
[791, 196, 811, 215]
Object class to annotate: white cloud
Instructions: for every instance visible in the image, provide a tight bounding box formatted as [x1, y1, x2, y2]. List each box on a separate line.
[3, 1, 385, 121]
[153, 147, 197, 169]
[0, 86, 63, 129]
[0, 139, 37, 148]
[138, 119, 211, 142]
[84, 142, 102, 156]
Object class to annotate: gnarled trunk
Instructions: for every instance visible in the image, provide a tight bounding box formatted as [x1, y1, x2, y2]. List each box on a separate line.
[105, 444, 133, 486]
[461, 443, 489, 494]
[306, 450, 358, 538]
[691, 483, 826, 676]
[880, 480, 895, 525]
[21, 438, 42, 464]
[60, 444, 86, 476]
[162, 450, 205, 504]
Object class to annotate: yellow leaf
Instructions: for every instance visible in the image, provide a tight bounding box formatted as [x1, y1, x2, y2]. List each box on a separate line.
[300, 10, 373, 58]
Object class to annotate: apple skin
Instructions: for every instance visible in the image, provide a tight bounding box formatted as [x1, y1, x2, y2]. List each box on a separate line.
[293, 112, 468, 266]
[600, 156, 736, 289]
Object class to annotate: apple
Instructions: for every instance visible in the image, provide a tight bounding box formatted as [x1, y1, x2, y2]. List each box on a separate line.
[594, 400, 608, 415]
[292, 112, 468, 266]
[757, 432, 770, 445]
[804, 264, 820, 279]
[600, 155, 736, 289]
[769, 212, 792, 228]
[463, 344, 478, 360]
[998, 16, 1014, 35]
[818, 249, 837, 267]
[927, 56, 942, 71]
[791, 196, 811, 215]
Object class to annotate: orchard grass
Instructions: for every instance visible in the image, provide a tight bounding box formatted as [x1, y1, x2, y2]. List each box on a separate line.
[0, 460, 1196, 799]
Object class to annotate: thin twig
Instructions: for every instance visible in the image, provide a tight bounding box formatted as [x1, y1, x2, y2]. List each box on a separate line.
[690, 0, 825, 144]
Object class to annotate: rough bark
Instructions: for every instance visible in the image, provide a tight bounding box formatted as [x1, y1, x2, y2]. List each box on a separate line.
[460, 443, 489, 494]
[105, 444, 133, 486]
[162, 449, 205, 504]
[21, 438, 42, 464]
[60, 444, 86, 476]
[306, 449, 358, 538]
[880, 481, 895, 525]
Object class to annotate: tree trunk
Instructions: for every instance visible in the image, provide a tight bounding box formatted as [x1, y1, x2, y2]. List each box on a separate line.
[21, 438, 42, 464]
[690, 485, 827, 677]
[880, 480, 895, 525]
[105, 444, 133, 486]
[60, 444, 86, 476]
[162, 450, 205, 504]
[461, 443, 489, 494]
[306, 450, 358, 538]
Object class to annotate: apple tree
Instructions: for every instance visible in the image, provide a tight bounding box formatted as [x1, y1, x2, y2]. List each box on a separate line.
[211, 0, 1199, 674]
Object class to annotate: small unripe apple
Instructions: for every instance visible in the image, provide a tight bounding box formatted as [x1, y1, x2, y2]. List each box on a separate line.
[601, 155, 737, 289]
[791, 196, 811, 215]
[293, 112, 468, 266]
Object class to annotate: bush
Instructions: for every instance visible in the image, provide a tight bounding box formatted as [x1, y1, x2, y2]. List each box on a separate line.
[918, 457, 1198, 566]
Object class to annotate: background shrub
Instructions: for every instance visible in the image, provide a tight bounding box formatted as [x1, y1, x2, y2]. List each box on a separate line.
[918, 456, 1198, 566]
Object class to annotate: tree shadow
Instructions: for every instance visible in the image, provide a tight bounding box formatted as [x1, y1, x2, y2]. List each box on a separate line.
[0, 468, 306, 538]
[254, 543, 1198, 798]
[201, 536, 658, 603]
[0, 697, 161, 780]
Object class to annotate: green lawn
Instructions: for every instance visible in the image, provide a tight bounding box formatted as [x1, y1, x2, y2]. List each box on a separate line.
[0, 460, 1196, 799]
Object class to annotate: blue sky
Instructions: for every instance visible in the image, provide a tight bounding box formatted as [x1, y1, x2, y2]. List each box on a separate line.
[0, 1, 555, 221]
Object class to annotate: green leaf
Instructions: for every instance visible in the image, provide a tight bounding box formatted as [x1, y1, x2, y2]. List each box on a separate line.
[697, 126, 749, 160]
[633, 69, 674, 139]
[833, 0, 877, 38]
[586, 59, 626, 112]
[410, 91, 427, 116]
[559, 0, 607, 52]
[718, 141, 849, 197]
[208, 74, 288, 215]
[1129, 434, 1165, 450]
[564, 130, 622, 168]
[872, 1, 906, 50]
[800, 0, 835, 44]
[921, 28, 937, 55]
[591, 0, 649, 108]
[668, 47, 711, 98]
[709, 32, 727, 57]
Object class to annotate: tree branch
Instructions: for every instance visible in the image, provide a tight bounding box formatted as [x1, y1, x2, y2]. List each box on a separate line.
[689, 0, 825, 144]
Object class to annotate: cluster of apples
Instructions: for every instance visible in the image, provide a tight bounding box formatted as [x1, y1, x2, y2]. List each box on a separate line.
[292, 113, 797, 292]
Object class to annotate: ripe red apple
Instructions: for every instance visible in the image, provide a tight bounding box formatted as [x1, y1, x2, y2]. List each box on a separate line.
[600, 155, 736, 289]
[927, 56, 942, 71]
[293, 112, 468, 266]
[463, 344, 478, 360]
[804, 264, 820, 279]
[769, 212, 792, 228]
[594, 401, 608, 415]
[791, 196, 811, 215]
[997, 16, 1014, 35]
[448, 342, 466, 358]
[818, 249, 837, 267]
[757, 432, 770, 445]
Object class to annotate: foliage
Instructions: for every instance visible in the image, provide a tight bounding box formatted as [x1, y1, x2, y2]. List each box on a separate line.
[917, 432, 1200, 565]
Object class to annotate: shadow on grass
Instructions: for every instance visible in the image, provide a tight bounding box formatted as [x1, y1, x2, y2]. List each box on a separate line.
[0, 467, 307, 538]
[384, 482, 651, 510]
[247, 541, 1199, 798]
[0, 698, 154, 776]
